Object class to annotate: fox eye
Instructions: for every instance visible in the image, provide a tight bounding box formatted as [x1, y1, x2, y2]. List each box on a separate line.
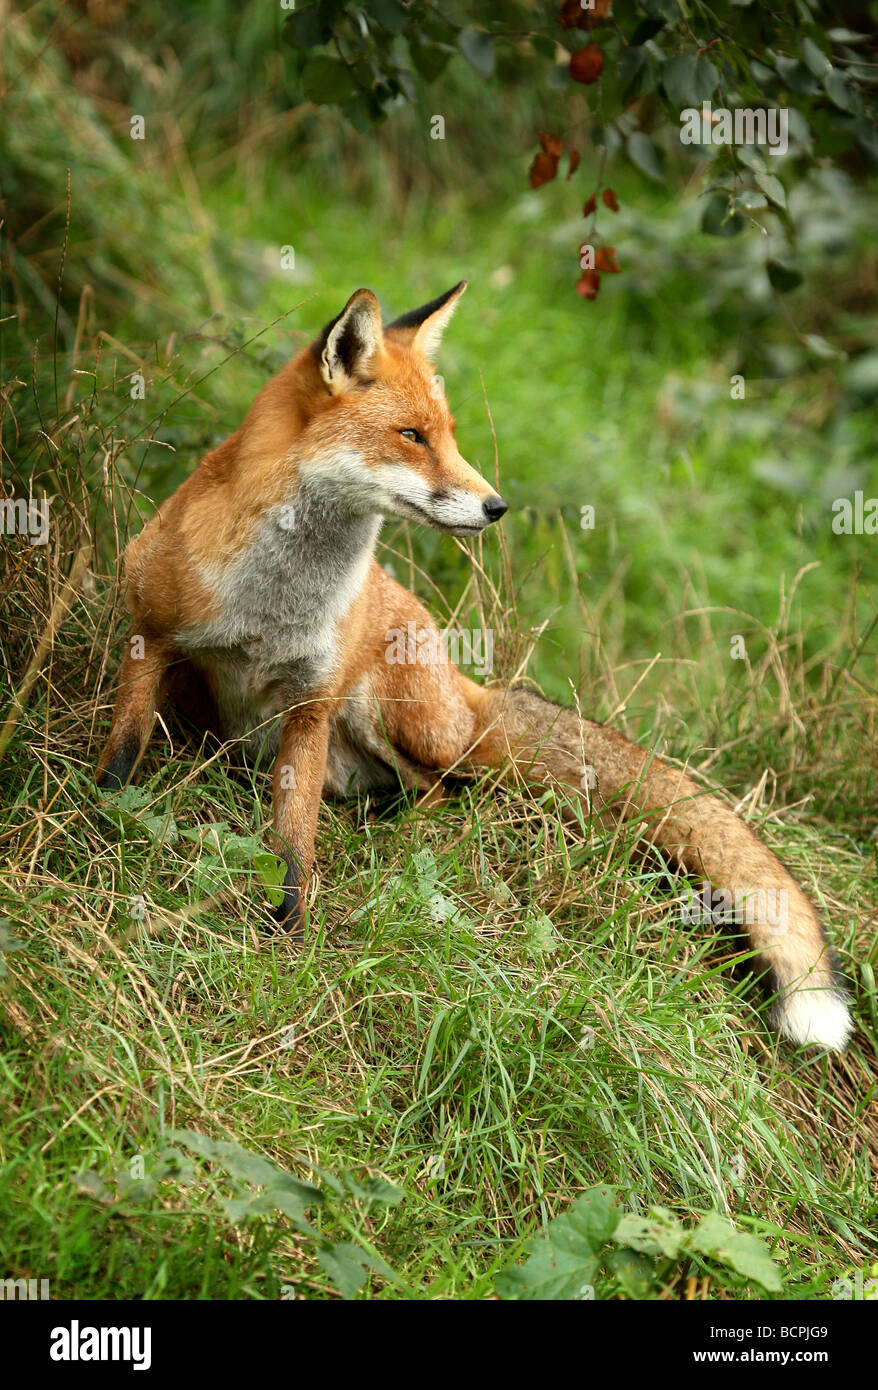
[399, 428, 427, 445]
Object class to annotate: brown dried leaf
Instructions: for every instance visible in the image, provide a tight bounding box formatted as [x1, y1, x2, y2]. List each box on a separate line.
[529, 150, 560, 188]
[570, 45, 604, 84]
[576, 270, 601, 299]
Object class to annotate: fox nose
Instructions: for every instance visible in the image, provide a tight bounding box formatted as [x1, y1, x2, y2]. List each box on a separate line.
[482, 495, 508, 524]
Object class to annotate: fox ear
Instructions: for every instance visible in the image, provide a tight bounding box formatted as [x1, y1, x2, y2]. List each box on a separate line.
[316, 288, 382, 392]
[385, 281, 467, 360]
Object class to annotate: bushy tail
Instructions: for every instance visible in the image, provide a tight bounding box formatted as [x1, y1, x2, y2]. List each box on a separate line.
[463, 684, 852, 1052]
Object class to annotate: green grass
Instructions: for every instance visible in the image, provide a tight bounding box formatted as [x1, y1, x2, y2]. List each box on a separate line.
[1, 3, 877, 1301]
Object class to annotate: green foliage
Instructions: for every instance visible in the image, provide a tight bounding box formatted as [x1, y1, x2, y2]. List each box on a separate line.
[276, 0, 878, 293]
[70, 1130, 404, 1299]
[496, 1187, 783, 1299]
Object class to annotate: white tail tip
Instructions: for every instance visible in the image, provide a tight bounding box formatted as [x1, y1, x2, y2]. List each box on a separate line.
[778, 989, 853, 1052]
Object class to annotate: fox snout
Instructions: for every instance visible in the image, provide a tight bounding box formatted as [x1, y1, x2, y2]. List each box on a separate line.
[388, 473, 507, 536]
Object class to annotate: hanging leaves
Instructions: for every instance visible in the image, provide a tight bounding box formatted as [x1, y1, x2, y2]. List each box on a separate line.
[528, 156, 555, 188]
[529, 133, 580, 188]
[602, 187, 620, 211]
[557, 0, 613, 30]
[595, 246, 620, 272]
[576, 270, 601, 299]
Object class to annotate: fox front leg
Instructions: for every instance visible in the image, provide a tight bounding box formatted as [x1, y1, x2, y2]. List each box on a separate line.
[270, 704, 331, 935]
[96, 636, 170, 790]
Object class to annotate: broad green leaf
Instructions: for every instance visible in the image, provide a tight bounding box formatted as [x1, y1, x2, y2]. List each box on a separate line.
[496, 1249, 598, 1300]
[458, 29, 495, 79]
[774, 56, 818, 97]
[317, 1241, 385, 1300]
[824, 70, 857, 114]
[71, 1169, 108, 1200]
[607, 1247, 656, 1298]
[755, 171, 786, 207]
[766, 259, 803, 292]
[366, 0, 407, 35]
[613, 1208, 685, 1259]
[627, 131, 665, 182]
[255, 851, 287, 907]
[800, 36, 831, 78]
[301, 56, 356, 105]
[496, 1187, 618, 1300]
[341, 1173, 405, 1207]
[575, 1185, 621, 1246]
[0, 920, 24, 978]
[736, 145, 765, 173]
[409, 37, 452, 83]
[689, 1212, 783, 1293]
[662, 54, 719, 109]
[701, 194, 747, 237]
[525, 911, 559, 955]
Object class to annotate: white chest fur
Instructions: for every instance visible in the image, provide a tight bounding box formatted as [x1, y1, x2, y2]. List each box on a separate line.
[173, 468, 380, 740]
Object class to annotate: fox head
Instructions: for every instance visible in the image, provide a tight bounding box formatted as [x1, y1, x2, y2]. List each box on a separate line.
[295, 283, 507, 537]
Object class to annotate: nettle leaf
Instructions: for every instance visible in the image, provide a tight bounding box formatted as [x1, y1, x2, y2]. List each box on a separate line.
[607, 1247, 656, 1297]
[71, 1169, 110, 1202]
[191, 854, 228, 899]
[496, 1187, 618, 1300]
[255, 852, 287, 908]
[689, 1212, 783, 1293]
[170, 1129, 323, 1226]
[613, 1207, 685, 1259]
[0, 920, 25, 978]
[575, 1185, 621, 1246]
[222, 1189, 276, 1224]
[342, 1174, 405, 1208]
[662, 54, 719, 109]
[524, 911, 560, 955]
[497, 1245, 598, 1301]
[412, 847, 439, 885]
[317, 1242, 394, 1300]
[458, 28, 496, 79]
[111, 786, 178, 847]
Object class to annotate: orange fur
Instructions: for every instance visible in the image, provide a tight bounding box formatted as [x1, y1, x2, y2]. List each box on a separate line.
[97, 284, 852, 1050]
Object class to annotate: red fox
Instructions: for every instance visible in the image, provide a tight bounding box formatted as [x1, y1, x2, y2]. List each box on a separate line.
[97, 282, 852, 1052]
